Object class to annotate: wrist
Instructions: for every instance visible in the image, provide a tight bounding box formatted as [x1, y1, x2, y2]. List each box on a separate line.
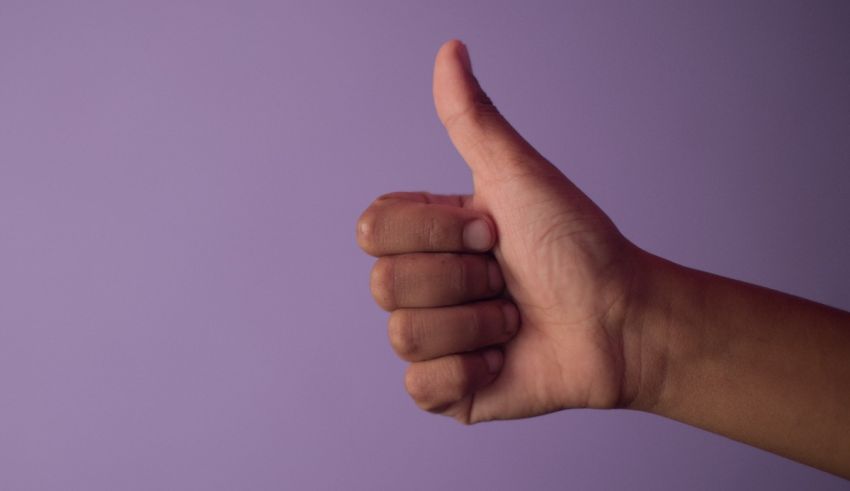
[617, 247, 695, 412]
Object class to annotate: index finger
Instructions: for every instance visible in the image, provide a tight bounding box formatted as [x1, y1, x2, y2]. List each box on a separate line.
[356, 192, 496, 256]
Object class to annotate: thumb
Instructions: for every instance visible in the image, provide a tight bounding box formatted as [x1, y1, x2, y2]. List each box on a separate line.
[433, 40, 557, 182]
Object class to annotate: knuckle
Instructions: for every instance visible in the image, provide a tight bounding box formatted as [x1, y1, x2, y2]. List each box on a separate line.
[404, 366, 433, 407]
[388, 311, 420, 360]
[404, 363, 458, 414]
[356, 207, 381, 254]
[370, 258, 395, 310]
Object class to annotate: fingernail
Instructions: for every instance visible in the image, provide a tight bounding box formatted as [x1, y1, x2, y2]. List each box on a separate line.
[463, 219, 492, 251]
[487, 260, 503, 292]
[482, 349, 503, 374]
[501, 302, 519, 336]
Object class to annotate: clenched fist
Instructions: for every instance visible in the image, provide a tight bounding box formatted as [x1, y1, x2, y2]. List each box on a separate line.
[355, 38, 850, 482]
[357, 40, 647, 423]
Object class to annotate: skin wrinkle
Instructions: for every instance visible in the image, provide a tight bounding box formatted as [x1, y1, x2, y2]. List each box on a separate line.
[400, 311, 421, 361]
[440, 101, 490, 137]
[462, 391, 476, 425]
[387, 311, 407, 359]
[450, 127, 547, 187]
[427, 215, 439, 251]
[455, 255, 468, 303]
[387, 256, 397, 311]
[468, 304, 483, 350]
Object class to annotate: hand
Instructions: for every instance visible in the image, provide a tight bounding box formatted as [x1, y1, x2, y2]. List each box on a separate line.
[357, 40, 646, 423]
[357, 38, 850, 481]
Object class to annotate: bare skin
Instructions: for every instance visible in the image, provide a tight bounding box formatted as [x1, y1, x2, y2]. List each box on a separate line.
[356, 40, 850, 479]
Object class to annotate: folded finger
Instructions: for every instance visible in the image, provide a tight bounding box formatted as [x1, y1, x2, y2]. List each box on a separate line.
[388, 300, 519, 362]
[404, 349, 504, 420]
[370, 253, 504, 311]
[357, 192, 495, 256]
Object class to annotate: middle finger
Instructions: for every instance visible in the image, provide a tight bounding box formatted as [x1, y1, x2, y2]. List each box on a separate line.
[370, 253, 504, 311]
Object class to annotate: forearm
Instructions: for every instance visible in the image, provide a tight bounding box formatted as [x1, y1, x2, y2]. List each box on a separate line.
[627, 249, 850, 478]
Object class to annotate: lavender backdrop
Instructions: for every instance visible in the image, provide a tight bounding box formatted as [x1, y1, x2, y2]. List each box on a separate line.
[2, 1, 849, 490]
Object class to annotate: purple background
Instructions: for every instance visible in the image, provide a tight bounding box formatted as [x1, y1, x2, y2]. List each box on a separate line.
[2, 1, 849, 489]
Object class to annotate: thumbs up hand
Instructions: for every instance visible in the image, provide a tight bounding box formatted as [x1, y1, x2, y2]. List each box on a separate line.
[358, 40, 647, 424]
